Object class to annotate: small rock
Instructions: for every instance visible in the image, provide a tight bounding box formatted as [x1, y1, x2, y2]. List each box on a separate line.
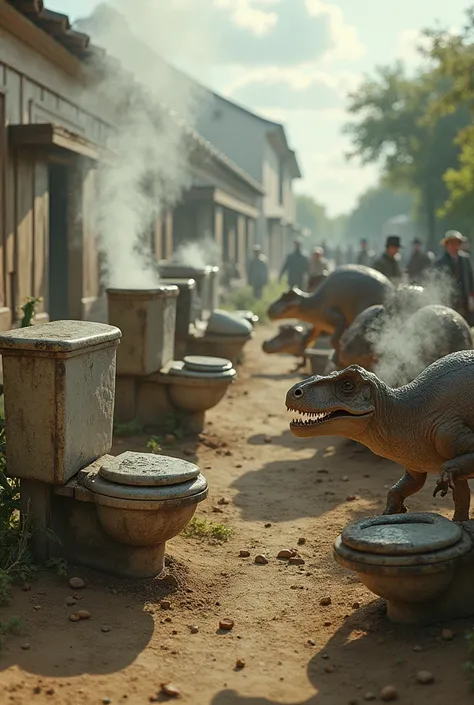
[320, 597, 332, 606]
[297, 537, 306, 545]
[66, 597, 76, 607]
[21, 643, 31, 650]
[342, 475, 349, 482]
[218, 497, 230, 505]
[160, 600, 172, 610]
[212, 506, 224, 513]
[264, 523, 272, 528]
[325, 665, 335, 673]
[102, 699, 111, 705]
[346, 495, 358, 502]
[33, 686, 41, 694]
[289, 557, 305, 566]
[239, 550, 250, 558]
[324, 621, 332, 627]
[235, 658, 246, 669]
[46, 688, 55, 696]
[219, 619, 234, 631]
[189, 625, 199, 634]
[101, 626, 111, 633]
[33, 605, 42, 611]
[69, 577, 85, 590]
[352, 602, 360, 610]
[264, 436, 272, 443]
[413, 645, 422, 652]
[364, 694, 376, 702]
[22, 583, 31, 592]
[76, 610, 91, 620]
[160, 682, 181, 698]
[254, 554, 268, 565]
[416, 670, 434, 685]
[164, 434, 176, 444]
[277, 549, 293, 560]
[380, 685, 398, 701]
[69, 613, 81, 622]
[442, 628, 455, 641]
[307, 639, 315, 646]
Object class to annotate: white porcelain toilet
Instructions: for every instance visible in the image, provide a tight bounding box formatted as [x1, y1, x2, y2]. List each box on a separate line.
[334, 512, 474, 625]
[160, 355, 236, 412]
[78, 451, 207, 547]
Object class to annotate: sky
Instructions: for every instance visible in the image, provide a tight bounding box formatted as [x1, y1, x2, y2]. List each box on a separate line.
[48, 0, 472, 217]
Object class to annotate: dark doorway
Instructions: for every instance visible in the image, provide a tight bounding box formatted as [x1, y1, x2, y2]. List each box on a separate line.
[48, 162, 69, 320]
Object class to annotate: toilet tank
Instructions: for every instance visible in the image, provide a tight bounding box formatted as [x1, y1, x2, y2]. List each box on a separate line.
[158, 263, 210, 321]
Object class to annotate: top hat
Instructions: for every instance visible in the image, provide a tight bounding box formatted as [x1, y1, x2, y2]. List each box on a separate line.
[386, 235, 402, 248]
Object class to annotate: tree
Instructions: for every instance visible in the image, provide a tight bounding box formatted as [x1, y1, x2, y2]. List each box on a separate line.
[295, 194, 331, 240]
[344, 63, 471, 248]
[422, 8, 474, 226]
[345, 185, 415, 243]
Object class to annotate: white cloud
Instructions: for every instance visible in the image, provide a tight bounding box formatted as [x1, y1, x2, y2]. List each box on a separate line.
[396, 29, 430, 63]
[214, 0, 278, 36]
[306, 0, 366, 62]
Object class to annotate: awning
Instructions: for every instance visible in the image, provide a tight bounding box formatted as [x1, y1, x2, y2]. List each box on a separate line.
[8, 123, 102, 161]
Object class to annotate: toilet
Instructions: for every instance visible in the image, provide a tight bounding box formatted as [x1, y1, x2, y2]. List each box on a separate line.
[107, 287, 236, 432]
[334, 512, 474, 625]
[0, 320, 210, 580]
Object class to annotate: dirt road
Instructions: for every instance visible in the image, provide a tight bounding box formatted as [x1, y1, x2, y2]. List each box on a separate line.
[0, 325, 472, 704]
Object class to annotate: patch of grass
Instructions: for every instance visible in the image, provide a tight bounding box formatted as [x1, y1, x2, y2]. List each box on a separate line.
[114, 419, 144, 437]
[0, 617, 22, 649]
[146, 436, 163, 454]
[220, 278, 289, 323]
[465, 627, 474, 688]
[45, 557, 68, 577]
[181, 517, 233, 542]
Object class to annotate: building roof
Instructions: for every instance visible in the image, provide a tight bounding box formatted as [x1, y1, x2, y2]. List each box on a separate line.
[6, 0, 263, 196]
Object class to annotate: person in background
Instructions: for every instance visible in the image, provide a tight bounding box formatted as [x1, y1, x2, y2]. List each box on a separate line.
[279, 238, 309, 289]
[246, 244, 268, 300]
[406, 238, 433, 285]
[308, 246, 330, 291]
[356, 238, 372, 267]
[435, 230, 474, 321]
[372, 235, 403, 282]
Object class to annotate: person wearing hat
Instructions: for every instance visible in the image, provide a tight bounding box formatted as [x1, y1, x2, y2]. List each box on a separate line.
[406, 238, 433, 285]
[371, 235, 403, 282]
[356, 238, 373, 267]
[435, 230, 474, 320]
[279, 238, 309, 290]
[246, 243, 269, 300]
[308, 246, 330, 291]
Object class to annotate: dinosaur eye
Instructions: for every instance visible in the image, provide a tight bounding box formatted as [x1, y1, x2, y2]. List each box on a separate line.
[340, 378, 355, 393]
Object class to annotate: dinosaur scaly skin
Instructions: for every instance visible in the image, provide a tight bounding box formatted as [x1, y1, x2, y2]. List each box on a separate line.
[262, 324, 308, 358]
[267, 265, 394, 358]
[285, 352, 474, 522]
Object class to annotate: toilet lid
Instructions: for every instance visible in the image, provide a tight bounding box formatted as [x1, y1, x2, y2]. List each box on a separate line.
[99, 451, 200, 487]
[83, 469, 208, 502]
[341, 512, 463, 556]
[183, 355, 232, 372]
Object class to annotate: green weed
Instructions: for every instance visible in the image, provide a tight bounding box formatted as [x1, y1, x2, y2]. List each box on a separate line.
[113, 419, 144, 437]
[182, 517, 233, 542]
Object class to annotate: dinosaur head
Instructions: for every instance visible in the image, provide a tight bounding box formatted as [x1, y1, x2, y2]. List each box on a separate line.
[262, 324, 307, 356]
[267, 287, 306, 320]
[286, 366, 377, 439]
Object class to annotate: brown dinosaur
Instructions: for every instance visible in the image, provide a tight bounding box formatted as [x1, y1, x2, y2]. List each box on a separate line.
[285, 352, 474, 522]
[267, 265, 394, 358]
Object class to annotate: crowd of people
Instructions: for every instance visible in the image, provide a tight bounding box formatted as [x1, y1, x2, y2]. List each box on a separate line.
[246, 230, 474, 324]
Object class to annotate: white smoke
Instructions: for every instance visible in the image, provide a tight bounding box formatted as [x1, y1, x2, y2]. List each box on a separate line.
[169, 236, 222, 269]
[75, 1, 212, 288]
[370, 269, 457, 386]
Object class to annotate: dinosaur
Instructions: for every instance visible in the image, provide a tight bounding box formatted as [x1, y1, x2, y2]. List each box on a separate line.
[267, 265, 395, 359]
[285, 351, 474, 522]
[338, 304, 473, 386]
[262, 324, 309, 369]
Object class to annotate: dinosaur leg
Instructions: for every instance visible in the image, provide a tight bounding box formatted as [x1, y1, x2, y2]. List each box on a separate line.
[322, 308, 346, 364]
[383, 469, 426, 515]
[452, 479, 471, 522]
[302, 325, 321, 349]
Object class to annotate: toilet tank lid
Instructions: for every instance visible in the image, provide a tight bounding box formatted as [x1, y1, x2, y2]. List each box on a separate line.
[99, 451, 200, 487]
[341, 512, 464, 556]
[183, 355, 233, 372]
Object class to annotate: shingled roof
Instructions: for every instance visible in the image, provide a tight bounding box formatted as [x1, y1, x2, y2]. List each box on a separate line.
[6, 0, 97, 60]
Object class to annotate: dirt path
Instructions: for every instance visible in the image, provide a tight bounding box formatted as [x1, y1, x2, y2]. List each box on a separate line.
[0, 325, 473, 704]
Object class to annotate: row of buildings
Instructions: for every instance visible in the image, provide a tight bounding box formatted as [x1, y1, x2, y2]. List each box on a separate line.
[0, 0, 302, 328]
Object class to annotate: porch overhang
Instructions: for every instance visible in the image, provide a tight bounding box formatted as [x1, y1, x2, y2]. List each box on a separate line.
[8, 123, 103, 161]
[185, 186, 259, 220]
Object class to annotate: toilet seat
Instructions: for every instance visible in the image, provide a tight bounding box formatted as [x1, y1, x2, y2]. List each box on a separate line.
[335, 512, 472, 567]
[166, 357, 236, 380]
[79, 451, 208, 502]
[182, 355, 232, 373]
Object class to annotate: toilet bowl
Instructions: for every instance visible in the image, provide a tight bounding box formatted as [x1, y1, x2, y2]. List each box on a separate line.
[334, 512, 474, 625]
[78, 451, 207, 556]
[137, 355, 236, 432]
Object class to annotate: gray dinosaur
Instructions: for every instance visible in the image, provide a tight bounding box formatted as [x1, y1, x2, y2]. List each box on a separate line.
[338, 304, 473, 386]
[285, 352, 474, 522]
[267, 265, 394, 358]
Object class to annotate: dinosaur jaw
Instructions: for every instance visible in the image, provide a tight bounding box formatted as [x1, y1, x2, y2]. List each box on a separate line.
[287, 407, 374, 437]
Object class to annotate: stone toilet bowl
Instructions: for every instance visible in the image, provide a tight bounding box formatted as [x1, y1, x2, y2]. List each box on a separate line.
[0, 320, 209, 579]
[107, 286, 236, 432]
[333, 512, 474, 625]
